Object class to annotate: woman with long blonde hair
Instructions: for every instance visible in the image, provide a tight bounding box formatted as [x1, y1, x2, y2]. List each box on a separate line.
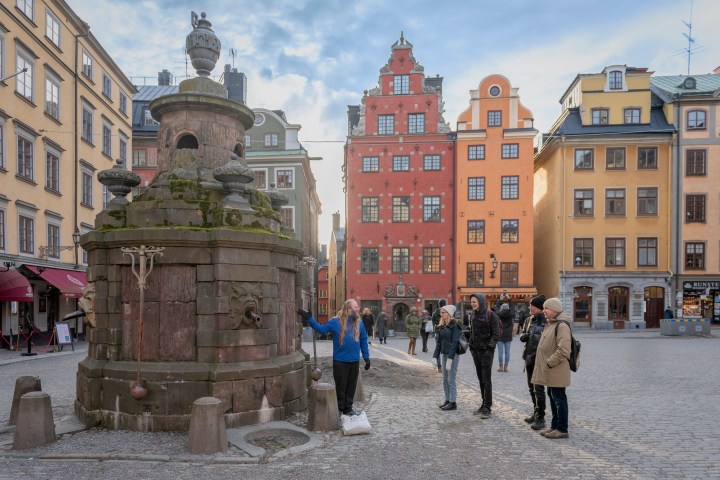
[433, 304, 462, 411]
[298, 299, 370, 416]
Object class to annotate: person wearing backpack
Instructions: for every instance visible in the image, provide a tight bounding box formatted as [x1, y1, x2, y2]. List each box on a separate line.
[531, 297, 571, 439]
[467, 292, 500, 419]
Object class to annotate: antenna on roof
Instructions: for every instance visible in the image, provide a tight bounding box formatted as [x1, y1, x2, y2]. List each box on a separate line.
[229, 48, 237, 69]
[681, 0, 702, 75]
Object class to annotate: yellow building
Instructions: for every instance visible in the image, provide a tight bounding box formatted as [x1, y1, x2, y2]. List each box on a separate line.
[534, 66, 674, 329]
[0, 0, 134, 337]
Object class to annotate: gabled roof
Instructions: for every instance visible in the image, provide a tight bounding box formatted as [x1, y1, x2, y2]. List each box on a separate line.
[133, 85, 178, 102]
[549, 107, 674, 137]
[651, 74, 720, 102]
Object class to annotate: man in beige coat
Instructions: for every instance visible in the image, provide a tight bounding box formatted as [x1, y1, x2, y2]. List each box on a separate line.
[531, 297, 572, 439]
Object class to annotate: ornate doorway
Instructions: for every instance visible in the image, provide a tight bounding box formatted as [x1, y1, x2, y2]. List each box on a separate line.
[644, 286, 664, 328]
[392, 303, 409, 332]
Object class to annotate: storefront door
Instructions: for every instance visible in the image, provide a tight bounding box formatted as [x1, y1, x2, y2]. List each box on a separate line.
[608, 286, 629, 328]
[573, 287, 592, 325]
[644, 286, 664, 328]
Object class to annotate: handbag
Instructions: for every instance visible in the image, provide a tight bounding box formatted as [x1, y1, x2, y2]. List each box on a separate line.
[456, 328, 469, 355]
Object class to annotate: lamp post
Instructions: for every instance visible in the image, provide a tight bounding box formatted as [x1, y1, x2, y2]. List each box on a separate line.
[489, 254, 499, 279]
[72, 227, 81, 269]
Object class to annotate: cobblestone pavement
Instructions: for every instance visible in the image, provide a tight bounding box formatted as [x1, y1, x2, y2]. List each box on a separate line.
[0, 330, 718, 479]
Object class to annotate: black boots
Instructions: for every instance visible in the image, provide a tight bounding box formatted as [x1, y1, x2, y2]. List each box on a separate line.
[441, 402, 457, 411]
[524, 411, 537, 423]
[439, 400, 449, 409]
[531, 415, 546, 431]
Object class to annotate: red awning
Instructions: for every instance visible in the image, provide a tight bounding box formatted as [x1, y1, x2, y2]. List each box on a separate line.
[25, 266, 86, 298]
[0, 269, 34, 302]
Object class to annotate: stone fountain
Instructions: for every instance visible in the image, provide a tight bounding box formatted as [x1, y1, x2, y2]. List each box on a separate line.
[75, 12, 308, 431]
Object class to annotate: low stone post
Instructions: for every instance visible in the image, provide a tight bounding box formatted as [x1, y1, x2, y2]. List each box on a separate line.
[187, 397, 227, 454]
[307, 382, 339, 432]
[354, 370, 365, 402]
[9, 376, 42, 426]
[13, 392, 56, 450]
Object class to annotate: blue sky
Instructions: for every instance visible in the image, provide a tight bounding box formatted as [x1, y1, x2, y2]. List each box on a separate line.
[70, 0, 720, 248]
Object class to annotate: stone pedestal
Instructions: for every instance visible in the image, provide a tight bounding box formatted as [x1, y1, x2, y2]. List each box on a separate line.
[187, 397, 227, 454]
[13, 392, 56, 450]
[660, 318, 710, 336]
[9, 376, 42, 426]
[307, 383, 338, 432]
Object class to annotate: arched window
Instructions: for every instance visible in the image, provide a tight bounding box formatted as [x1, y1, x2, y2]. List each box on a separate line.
[177, 134, 199, 149]
[686, 110, 706, 130]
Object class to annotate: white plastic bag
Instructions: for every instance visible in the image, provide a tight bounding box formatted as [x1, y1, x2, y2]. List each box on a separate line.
[341, 411, 372, 435]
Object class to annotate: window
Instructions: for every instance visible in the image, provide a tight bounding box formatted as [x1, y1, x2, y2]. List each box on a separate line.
[393, 75, 409, 95]
[132, 148, 147, 167]
[45, 10, 60, 46]
[378, 115, 394, 135]
[423, 247, 440, 273]
[686, 150, 706, 176]
[0, 121, 4, 169]
[17, 0, 33, 18]
[19, 215, 34, 254]
[392, 196, 410, 222]
[637, 188, 657, 216]
[45, 74, 60, 120]
[82, 50, 93, 79]
[0, 210, 5, 250]
[362, 156, 379, 172]
[118, 134, 128, 165]
[638, 147, 657, 169]
[276, 169, 293, 189]
[591, 108, 609, 125]
[468, 177, 485, 200]
[500, 263, 518, 287]
[102, 73, 112, 98]
[318, 290, 327, 299]
[605, 238, 625, 266]
[142, 108, 158, 126]
[423, 196, 440, 222]
[574, 238, 593, 266]
[575, 149, 594, 169]
[0, 32, 4, 81]
[392, 247, 409, 273]
[638, 238, 657, 267]
[467, 220, 485, 244]
[685, 195, 705, 223]
[685, 242, 704, 270]
[408, 113, 425, 134]
[605, 189, 625, 216]
[45, 150, 59, 192]
[467, 263, 484, 287]
[264, 133, 278, 147]
[102, 185, 112, 210]
[501, 143, 518, 158]
[392, 155, 409, 171]
[468, 145, 485, 160]
[102, 123, 111, 157]
[253, 170, 267, 189]
[280, 207, 294, 230]
[47, 223, 60, 258]
[574, 189, 594, 216]
[16, 52, 33, 100]
[245, 134, 252, 150]
[501, 176, 519, 199]
[119, 91, 128, 115]
[319, 304, 327, 315]
[17, 134, 34, 180]
[423, 155, 440, 171]
[609, 71, 623, 90]
[488, 110, 502, 127]
[361, 248, 379, 273]
[81, 171, 93, 206]
[361, 197, 379, 223]
[686, 110, 706, 130]
[606, 147, 625, 169]
[624, 108, 640, 124]
[82, 105, 93, 143]
[501, 220, 519, 243]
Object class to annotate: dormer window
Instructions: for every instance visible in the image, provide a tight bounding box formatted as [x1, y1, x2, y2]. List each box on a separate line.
[608, 71, 623, 90]
[683, 77, 696, 89]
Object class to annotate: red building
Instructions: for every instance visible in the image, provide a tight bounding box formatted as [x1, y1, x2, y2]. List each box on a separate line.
[345, 34, 454, 331]
[317, 264, 330, 324]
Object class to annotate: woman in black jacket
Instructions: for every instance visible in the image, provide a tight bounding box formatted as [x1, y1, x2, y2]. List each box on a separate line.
[497, 303, 515, 372]
[433, 305, 462, 411]
[519, 294, 548, 430]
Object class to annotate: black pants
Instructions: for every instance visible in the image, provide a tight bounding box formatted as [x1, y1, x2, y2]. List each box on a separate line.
[470, 347, 494, 410]
[333, 360, 359, 414]
[421, 330, 430, 351]
[525, 361, 546, 416]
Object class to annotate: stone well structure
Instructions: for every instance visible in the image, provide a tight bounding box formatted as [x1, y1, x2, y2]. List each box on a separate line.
[75, 12, 308, 431]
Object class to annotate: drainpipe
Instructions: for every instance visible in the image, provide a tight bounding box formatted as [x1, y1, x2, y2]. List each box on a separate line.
[74, 31, 89, 244]
[450, 132, 456, 307]
[560, 135, 567, 309]
[673, 98, 681, 310]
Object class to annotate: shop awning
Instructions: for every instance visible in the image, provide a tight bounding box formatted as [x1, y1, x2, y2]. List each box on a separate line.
[0, 269, 34, 302]
[25, 266, 86, 298]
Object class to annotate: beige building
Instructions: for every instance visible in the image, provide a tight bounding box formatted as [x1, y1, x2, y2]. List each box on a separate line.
[0, 0, 134, 338]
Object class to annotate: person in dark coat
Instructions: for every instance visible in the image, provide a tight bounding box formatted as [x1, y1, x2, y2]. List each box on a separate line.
[361, 308, 375, 342]
[420, 309, 432, 352]
[376, 311, 388, 344]
[520, 294, 547, 431]
[433, 305, 462, 411]
[497, 303, 514, 372]
[663, 307, 673, 319]
[468, 292, 500, 418]
[431, 299, 447, 372]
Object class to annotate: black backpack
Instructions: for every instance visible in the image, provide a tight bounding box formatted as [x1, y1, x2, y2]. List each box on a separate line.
[554, 320, 580, 372]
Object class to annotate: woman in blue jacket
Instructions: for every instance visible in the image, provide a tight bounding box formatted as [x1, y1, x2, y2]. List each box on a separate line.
[298, 299, 370, 416]
[433, 304, 462, 411]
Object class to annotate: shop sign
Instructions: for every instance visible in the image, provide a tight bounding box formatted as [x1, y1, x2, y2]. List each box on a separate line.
[683, 281, 720, 291]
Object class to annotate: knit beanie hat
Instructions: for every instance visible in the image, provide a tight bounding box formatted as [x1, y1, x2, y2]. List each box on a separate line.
[441, 305, 456, 317]
[530, 294, 546, 309]
[543, 297, 563, 313]
[500, 303, 510, 311]
[438, 298, 447, 307]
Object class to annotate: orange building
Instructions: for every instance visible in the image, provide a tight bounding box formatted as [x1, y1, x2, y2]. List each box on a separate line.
[455, 75, 538, 312]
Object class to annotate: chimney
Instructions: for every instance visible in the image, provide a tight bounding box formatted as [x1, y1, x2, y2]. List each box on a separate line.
[332, 212, 340, 231]
[158, 69, 173, 86]
[223, 68, 248, 104]
[713, 66, 720, 75]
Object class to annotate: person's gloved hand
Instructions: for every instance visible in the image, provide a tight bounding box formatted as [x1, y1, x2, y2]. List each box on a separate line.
[297, 309, 312, 327]
[520, 333, 529, 343]
[364, 359, 371, 370]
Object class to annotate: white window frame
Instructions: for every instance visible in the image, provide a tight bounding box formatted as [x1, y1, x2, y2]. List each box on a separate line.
[264, 133, 278, 147]
[275, 168, 294, 189]
[17, 0, 33, 20]
[45, 9, 61, 48]
[280, 205, 295, 231]
[45, 69, 60, 120]
[253, 168, 268, 189]
[82, 50, 93, 80]
[15, 50, 34, 101]
[45, 143, 61, 192]
[102, 71, 112, 98]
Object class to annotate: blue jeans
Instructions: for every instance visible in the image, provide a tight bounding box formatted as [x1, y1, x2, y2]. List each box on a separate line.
[497, 341, 511, 365]
[548, 387, 568, 433]
[441, 354, 460, 403]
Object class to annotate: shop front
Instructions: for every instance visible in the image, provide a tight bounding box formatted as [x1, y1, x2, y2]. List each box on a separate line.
[680, 280, 719, 323]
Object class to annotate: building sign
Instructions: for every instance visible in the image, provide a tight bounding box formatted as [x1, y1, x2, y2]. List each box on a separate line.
[683, 281, 720, 291]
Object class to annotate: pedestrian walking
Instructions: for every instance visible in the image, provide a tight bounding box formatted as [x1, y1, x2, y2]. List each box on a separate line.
[297, 299, 371, 417]
[376, 311, 388, 344]
[519, 294, 547, 431]
[361, 308, 375, 343]
[497, 303, 514, 372]
[420, 309, 432, 352]
[405, 306, 421, 355]
[531, 297, 571, 439]
[467, 293, 500, 418]
[433, 305, 462, 411]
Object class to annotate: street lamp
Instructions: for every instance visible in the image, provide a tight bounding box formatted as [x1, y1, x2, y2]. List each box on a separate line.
[489, 254, 499, 279]
[72, 227, 81, 269]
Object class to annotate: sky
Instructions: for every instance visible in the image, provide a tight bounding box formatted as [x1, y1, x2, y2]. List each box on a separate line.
[70, 0, 720, 248]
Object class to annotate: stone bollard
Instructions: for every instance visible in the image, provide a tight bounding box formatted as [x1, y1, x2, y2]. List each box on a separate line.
[187, 397, 227, 455]
[307, 382, 339, 432]
[13, 392, 56, 450]
[9, 376, 42, 426]
[355, 369, 365, 402]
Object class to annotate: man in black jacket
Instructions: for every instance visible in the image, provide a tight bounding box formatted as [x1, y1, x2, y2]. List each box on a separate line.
[468, 292, 499, 418]
[520, 294, 548, 430]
